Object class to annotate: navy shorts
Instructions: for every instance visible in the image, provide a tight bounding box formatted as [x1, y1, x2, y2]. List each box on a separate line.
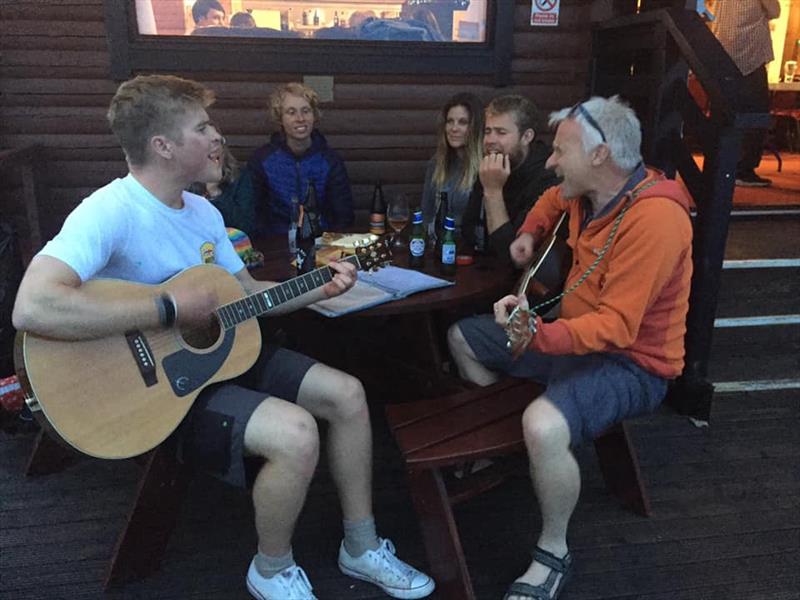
[457, 314, 667, 446]
[179, 342, 316, 488]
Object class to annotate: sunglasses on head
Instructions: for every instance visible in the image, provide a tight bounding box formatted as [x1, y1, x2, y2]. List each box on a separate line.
[568, 103, 607, 144]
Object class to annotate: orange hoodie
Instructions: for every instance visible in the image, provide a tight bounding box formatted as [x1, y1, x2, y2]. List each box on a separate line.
[517, 169, 693, 378]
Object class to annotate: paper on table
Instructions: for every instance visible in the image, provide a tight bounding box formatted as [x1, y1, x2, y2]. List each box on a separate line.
[309, 266, 454, 317]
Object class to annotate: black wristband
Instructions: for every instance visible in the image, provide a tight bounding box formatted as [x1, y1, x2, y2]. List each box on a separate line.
[160, 294, 178, 329]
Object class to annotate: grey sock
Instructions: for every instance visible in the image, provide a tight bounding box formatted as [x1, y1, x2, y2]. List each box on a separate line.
[254, 549, 295, 578]
[343, 516, 380, 557]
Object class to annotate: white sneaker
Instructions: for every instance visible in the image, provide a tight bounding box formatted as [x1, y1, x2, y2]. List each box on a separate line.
[338, 538, 435, 599]
[246, 560, 317, 600]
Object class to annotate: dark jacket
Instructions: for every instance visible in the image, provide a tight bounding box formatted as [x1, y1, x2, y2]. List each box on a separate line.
[207, 169, 259, 237]
[248, 130, 355, 235]
[461, 140, 559, 264]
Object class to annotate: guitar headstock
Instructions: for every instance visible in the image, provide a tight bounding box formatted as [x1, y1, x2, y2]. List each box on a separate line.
[505, 305, 538, 359]
[354, 237, 393, 272]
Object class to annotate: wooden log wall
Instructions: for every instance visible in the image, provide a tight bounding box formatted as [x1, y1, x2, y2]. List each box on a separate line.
[0, 0, 592, 243]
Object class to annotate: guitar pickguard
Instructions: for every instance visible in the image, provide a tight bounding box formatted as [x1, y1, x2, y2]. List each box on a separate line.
[162, 327, 236, 397]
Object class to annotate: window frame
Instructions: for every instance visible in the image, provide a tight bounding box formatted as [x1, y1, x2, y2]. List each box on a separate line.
[104, 0, 514, 85]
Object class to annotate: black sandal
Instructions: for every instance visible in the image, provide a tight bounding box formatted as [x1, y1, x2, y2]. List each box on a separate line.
[502, 546, 573, 600]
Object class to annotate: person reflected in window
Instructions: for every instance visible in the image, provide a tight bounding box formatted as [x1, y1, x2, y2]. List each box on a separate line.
[400, 4, 446, 41]
[247, 83, 354, 234]
[191, 0, 226, 30]
[421, 93, 484, 238]
[230, 11, 257, 29]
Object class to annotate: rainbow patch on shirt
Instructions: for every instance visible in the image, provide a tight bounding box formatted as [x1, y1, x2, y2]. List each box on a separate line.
[200, 241, 216, 264]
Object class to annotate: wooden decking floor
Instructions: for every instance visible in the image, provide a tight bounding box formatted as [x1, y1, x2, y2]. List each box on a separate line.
[1, 388, 798, 600]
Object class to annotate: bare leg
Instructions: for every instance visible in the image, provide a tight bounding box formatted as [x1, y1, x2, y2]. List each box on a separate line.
[508, 395, 579, 599]
[296, 363, 373, 522]
[244, 397, 320, 556]
[447, 323, 500, 387]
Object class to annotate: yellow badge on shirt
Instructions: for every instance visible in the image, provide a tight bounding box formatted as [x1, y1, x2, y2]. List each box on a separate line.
[200, 242, 216, 264]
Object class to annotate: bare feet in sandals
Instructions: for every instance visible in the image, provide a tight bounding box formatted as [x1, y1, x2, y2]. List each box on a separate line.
[503, 546, 573, 600]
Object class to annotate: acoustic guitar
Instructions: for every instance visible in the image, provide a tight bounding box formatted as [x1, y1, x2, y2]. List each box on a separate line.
[14, 239, 391, 460]
[506, 212, 571, 358]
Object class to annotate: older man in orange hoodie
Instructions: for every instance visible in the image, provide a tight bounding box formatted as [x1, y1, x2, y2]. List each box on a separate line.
[448, 95, 693, 600]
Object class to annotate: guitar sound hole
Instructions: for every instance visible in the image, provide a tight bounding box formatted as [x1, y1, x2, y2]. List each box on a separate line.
[178, 314, 222, 350]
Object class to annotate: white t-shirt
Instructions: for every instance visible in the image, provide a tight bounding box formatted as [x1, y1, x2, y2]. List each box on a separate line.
[39, 174, 244, 284]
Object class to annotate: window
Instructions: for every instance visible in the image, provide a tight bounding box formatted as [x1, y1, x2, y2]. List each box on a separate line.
[105, 0, 513, 83]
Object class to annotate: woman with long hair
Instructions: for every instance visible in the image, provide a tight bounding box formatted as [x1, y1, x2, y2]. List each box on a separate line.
[421, 92, 484, 236]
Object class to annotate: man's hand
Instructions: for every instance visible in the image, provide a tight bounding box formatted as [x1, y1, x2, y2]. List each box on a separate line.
[493, 293, 527, 328]
[169, 283, 218, 327]
[323, 259, 357, 298]
[479, 152, 511, 194]
[510, 232, 535, 267]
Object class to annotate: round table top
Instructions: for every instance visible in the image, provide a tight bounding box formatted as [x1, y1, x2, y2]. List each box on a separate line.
[250, 235, 517, 317]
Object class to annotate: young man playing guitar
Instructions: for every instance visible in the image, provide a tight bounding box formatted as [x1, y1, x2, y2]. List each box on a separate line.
[448, 96, 693, 600]
[12, 75, 434, 600]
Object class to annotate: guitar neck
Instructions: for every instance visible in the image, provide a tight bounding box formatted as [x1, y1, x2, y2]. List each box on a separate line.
[216, 255, 361, 329]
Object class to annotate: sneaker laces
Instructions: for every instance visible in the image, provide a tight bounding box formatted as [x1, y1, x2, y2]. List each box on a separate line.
[367, 539, 419, 584]
[279, 565, 314, 595]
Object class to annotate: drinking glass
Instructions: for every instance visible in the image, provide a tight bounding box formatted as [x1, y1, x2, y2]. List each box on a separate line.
[784, 61, 797, 83]
[387, 194, 410, 248]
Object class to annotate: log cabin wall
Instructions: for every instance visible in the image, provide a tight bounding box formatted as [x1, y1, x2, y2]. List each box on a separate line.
[0, 0, 592, 244]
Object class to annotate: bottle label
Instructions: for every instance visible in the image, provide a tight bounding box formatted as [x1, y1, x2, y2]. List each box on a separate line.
[410, 238, 426, 257]
[287, 227, 297, 254]
[369, 214, 386, 235]
[442, 243, 456, 265]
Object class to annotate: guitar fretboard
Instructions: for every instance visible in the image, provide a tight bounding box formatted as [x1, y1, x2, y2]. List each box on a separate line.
[216, 254, 361, 330]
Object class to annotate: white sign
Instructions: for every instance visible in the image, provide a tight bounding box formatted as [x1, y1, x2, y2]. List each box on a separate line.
[531, 0, 560, 27]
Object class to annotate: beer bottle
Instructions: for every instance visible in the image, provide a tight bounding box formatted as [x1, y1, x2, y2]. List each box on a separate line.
[296, 206, 316, 275]
[434, 191, 449, 255]
[408, 209, 426, 269]
[440, 216, 457, 276]
[313, 9, 320, 26]
[288, 195, 300, 255]
[474, 201, 487, 254]
[334, 11, 339, 27]
[302, 10, 308, 25]
[369, 181, 387, 235]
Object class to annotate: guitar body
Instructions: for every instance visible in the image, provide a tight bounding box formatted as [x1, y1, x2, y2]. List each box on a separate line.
[516, 211, 572, 307]
[15, 264, 261, 459]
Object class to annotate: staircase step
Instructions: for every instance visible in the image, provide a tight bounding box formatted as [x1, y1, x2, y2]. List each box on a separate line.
[715, 267, 800, 318]
[707, 322, 800, 383]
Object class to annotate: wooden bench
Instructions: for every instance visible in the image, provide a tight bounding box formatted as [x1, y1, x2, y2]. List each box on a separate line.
[385, 378, 650, 600]
[25, 430, 191, 588]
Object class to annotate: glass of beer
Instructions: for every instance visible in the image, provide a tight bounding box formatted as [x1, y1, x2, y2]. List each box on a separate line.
[387, 194, 410, 248]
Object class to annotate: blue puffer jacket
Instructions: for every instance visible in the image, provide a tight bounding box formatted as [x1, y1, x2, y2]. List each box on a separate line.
[248, 130, 355, 234]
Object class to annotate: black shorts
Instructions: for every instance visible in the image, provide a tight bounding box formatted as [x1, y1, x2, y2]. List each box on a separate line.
[179, 343, 316, 487]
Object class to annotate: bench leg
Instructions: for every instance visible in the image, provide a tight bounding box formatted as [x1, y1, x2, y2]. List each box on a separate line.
[105, 439, 191, 588]
[593, 422, 651, 517]
[25, 430, 77, 476]
[407, 468, 475, 600]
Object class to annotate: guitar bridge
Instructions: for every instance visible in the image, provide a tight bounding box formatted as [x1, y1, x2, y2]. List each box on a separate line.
[125, 330, 158, 387]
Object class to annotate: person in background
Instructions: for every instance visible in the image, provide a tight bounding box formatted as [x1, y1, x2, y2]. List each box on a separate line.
[709, 0, 781, 187]
[187, 141, 259, 237]
[191, 0, 226, 29]
[421, 92, 484, 237]
[450, 96, 693, 600]
[248, 82, 354, 234]
[230, 11, 257, 29]
[461, 95, 560, 263]
[12, 74, 434, 600]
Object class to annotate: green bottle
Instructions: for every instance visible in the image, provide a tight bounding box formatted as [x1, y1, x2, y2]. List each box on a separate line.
[409, 209, 426, 269]
[440, 216, 456, 276]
